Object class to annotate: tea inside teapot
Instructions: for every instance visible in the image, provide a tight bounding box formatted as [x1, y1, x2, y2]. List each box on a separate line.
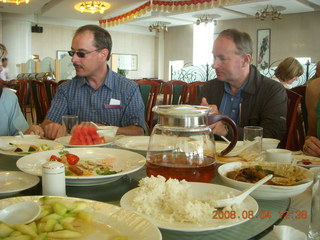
[146, 105, 238, 183]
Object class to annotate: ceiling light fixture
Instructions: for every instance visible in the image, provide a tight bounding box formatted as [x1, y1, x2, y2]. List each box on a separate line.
[255, 5, 283, 21]
[193, 14, 220, 25]
[74, 1, 110, 14]
[149, 22, 169, 32]
[0, 0, 30, 5]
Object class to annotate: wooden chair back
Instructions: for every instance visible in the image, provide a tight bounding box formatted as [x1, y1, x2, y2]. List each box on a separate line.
[135, 79, 161, 131]
[162, 80, 189, 105]
[291, 85, 308, 133]
[187, 81, 205, 104]
[29, 80, 49, 124]
[279, 89, 305, 151]
[16, 79, 35, 123]
[43, 80, 59, 106]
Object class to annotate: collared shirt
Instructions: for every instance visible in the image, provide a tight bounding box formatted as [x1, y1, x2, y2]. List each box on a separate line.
[0, 88, 29, 136]
[45, 67, 145, 129]
[219, 81, 248, 124]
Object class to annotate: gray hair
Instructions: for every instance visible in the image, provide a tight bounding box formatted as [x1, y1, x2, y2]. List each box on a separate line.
[218, 29, 253, 57]
[74, 25, 112, 61]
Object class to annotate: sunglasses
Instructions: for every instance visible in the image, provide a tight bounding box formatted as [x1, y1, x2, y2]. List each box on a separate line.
[68, 49, 101, 58]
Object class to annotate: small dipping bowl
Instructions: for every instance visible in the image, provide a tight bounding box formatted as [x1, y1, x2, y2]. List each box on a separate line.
[0, 201, 41, 225]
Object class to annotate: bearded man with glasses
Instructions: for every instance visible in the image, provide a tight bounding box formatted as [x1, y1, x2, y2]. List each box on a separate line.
[41, 25, 145, 139]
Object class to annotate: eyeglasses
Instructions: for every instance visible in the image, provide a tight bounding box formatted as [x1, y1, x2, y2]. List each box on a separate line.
[68, 49, 101, 58]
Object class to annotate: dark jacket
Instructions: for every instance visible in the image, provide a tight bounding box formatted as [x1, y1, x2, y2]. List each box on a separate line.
[200, 65, 287, 140]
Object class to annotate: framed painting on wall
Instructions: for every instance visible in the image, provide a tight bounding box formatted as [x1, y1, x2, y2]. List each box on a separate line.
[257, 29, 271, 70]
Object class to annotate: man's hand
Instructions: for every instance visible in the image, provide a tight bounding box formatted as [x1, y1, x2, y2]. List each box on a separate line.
[43, 122, 66, 140]
[24, 125, 44, 138]
[200, 97, 227, 136]
[303, 136, 320, 157]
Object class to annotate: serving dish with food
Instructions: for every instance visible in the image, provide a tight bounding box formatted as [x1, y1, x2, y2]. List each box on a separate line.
[218, 161, 313, 200]
[16, 148, 146, 186]
[0, 196, 161, 240]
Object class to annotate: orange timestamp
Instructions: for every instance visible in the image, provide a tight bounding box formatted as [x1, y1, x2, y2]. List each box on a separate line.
[212, 210, 308, 220]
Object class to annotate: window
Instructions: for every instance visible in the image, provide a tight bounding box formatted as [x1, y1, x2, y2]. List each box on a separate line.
[193, 22, 214, 65]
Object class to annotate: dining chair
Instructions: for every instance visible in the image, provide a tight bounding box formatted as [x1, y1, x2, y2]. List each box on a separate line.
[162, 80, 189, 105]
[29, 80, 50, 124]
[43, 80, 59, 106]
[135, 79, 161, 131]
[290, 85, 308, 133]
[187, 81, 206, 105]
[16, 79, 35, 124]
[279, 89, 305, 151]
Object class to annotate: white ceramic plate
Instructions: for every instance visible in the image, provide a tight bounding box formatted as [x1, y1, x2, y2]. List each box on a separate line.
[120, 182, 258, 232]
[292, 155, 320, 168]
[218, 161, 313, 200]
[0, 171, 40, 197]
[55, 136, 114, 148]
[0, 196, 161, 240]
[0, 136, 64, 157]
[114, 136, 175, 152]
[16, 148, 146, 186]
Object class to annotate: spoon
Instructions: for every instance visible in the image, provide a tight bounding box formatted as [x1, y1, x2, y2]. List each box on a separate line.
[0, 201, 41, 225]
[90, 121, 100, 129]
[225, 139, 260, 157]
[18, 130, 25, 138]
[221, 136, 231, 144]
[214, 174, 273, 208]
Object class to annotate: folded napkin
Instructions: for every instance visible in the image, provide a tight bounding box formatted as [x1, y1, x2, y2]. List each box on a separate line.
[273, 225, 307, 240]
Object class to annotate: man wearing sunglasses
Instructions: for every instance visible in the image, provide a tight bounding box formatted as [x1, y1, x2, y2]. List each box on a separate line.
[41, 25, 145, 139]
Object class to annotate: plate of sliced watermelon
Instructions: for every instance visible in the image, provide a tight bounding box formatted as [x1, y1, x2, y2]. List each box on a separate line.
[55, 136, 114, 148]
[55, 126, 114, 147]
[16, 148, 146, 186]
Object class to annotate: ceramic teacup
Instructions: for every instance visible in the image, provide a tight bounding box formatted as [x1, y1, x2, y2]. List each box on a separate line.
[265, 148, 292, 163]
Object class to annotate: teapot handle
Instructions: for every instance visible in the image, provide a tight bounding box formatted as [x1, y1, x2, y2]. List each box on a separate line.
[207, 114, 238, 156]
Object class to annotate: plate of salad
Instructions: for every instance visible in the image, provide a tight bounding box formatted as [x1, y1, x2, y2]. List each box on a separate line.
[0, 136, 63, 157]
[16, 148, 146, 186]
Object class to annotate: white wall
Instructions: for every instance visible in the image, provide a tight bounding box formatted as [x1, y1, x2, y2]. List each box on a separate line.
[164, 11, 320, 80]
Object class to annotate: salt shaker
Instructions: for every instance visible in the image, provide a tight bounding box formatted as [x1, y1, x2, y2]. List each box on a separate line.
[42, 161, 66, 196]
[308, 169, 320, 240]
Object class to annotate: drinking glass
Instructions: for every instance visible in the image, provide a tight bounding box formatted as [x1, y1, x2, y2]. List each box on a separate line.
[62, 115, 78, 135]
[308, 168, 320, 240]
[243, 126, 263, 153]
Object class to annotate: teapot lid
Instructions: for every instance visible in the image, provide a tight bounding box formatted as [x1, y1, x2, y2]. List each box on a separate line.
[153, 105, 210, 117]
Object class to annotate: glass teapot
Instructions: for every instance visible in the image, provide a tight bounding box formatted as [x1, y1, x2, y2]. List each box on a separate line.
[146, 105, 238, 183]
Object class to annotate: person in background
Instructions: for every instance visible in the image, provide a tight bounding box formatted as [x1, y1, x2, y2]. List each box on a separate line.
[0, 43, 43, 136]
[199, 28, 287, 140]
[303, 76, 320, 157]
[274, 57, 303, 89]
[41, 25, 145, 139]
[310, 61, 320, 81]
[0, 57, 10, 81]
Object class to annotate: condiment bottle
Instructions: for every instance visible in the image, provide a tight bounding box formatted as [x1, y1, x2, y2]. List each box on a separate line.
[42, 161, 66, 196]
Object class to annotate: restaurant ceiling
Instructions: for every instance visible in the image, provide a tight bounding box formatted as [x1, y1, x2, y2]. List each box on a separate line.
[0, 0, 319, 28]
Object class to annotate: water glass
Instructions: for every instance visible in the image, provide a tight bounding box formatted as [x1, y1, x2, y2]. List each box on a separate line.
[308, 168, 320, 240]
[243, 126, 263, 153]
[62, 115, 78, 135]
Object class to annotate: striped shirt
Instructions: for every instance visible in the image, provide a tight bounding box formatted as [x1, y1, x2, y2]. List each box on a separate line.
[46, 68, 145, 128]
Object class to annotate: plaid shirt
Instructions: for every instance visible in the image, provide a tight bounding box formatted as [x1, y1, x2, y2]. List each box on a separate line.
[46, 68, 145, 129]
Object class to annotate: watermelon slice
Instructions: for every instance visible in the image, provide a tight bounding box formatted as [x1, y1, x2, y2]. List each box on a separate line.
[68, 126, 105, 145]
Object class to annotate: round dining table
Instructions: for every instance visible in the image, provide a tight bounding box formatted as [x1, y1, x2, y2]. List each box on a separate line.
[0, 143, 312, 240]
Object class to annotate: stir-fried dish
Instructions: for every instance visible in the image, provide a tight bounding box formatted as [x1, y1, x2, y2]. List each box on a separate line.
[227, 165, 302, 186]
[49, 150, 121, 176]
